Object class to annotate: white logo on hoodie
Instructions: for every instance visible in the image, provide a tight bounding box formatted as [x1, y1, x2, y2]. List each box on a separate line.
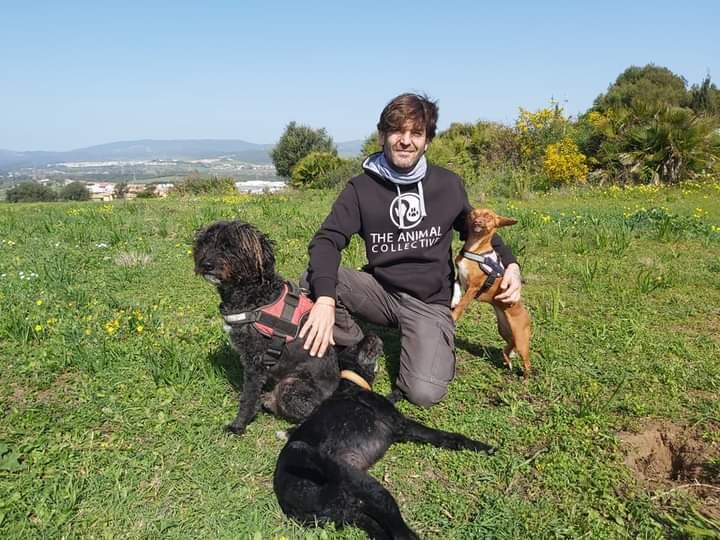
[390, 192, 423, 229]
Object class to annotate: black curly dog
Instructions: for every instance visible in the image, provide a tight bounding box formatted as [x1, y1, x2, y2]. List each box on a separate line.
[274, 334, 496, 540]
[193, 220, 342, 435]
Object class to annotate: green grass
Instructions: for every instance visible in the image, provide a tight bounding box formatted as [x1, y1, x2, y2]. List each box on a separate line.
[1, 181, 719, 539]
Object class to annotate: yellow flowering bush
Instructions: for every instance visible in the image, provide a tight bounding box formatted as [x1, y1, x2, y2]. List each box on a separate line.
[515, 100, 571, 166]
[543, 138, 589, 184]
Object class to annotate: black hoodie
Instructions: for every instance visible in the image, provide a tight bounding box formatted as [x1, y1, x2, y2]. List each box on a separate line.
[307, 164, 516, 306]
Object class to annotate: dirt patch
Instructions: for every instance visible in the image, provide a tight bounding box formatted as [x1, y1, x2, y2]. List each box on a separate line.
[620, 421, 720, 520]
[35, 371, 82, 405]
[3, 372, 82, 408]
[3, 383, 31, 407]
[709, 315, 720, 345]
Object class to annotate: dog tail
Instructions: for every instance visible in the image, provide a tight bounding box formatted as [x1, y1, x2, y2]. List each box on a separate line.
[274, 440, 418, 540]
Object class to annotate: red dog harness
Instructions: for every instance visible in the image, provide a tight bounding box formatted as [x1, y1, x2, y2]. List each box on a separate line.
[223, 282, 315, 367]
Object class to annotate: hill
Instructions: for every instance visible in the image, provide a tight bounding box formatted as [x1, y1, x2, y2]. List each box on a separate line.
[0, 138, 365, 170]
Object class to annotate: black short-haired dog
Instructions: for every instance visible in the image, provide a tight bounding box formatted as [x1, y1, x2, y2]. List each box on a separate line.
[274, 334, 496, 540]
[193, 220, 342, 435]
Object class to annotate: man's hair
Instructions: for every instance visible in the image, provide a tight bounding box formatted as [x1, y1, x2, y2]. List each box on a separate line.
[377, 93, 439, 141]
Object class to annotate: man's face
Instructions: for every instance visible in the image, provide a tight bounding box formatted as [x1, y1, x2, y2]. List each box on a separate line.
[379, 122, 428, 171]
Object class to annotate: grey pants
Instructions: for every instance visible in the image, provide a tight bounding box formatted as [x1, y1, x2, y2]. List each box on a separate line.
[307, 267, 456, 407]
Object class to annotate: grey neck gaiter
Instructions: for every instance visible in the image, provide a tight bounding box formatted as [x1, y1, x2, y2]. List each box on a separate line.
[362, 152, 428, 228]
[362, 151, 427, 185]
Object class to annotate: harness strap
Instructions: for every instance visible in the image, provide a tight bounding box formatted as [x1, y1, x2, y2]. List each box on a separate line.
[478, 273, 497, 295]
[461, 248, 495, 262]
[263, 311, 307, 338]
[263, 334, 286, 367]
[282, 283, 300, 321]
[223, 311, 258, 324]
[461, 250, 505, 276]
[461, 249, 504, 297]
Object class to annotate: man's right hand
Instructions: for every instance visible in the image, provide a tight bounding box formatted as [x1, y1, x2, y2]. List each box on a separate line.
[299, 296, 336, 358]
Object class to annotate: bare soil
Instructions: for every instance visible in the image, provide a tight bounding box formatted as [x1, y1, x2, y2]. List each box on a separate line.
[620, 421, 720, 520]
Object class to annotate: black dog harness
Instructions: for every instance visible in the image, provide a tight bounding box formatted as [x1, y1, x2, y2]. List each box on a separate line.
[223, 282, 314, 367]
[461, 249, 505, 295]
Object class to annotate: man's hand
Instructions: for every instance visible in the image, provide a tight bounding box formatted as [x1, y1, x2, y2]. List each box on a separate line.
[299, 296, 336, 358]
[495, 263, 522, 305]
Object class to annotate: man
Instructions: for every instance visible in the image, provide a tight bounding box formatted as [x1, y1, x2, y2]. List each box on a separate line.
[300, 93, 522, 407]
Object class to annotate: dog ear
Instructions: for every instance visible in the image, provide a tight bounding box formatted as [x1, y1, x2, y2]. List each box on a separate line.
[496, 215, 518, 228]
[231, 221, 274, 277]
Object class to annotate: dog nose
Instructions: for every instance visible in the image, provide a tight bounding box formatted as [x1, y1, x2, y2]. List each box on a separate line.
[201, 261, 214, 272]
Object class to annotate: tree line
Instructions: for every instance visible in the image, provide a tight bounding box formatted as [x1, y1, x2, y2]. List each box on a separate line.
[271, 65, 720, 192]
[4, 181, 163, 203]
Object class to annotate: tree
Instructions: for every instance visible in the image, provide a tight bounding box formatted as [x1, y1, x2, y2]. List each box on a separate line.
[6, 181, 57, 203]
[271, 121, 336, 178]
[689, 75, 720, 116]
[579, 66, 720, 184]
[593, 65, 689, 113]
[59, 181, 90, 201]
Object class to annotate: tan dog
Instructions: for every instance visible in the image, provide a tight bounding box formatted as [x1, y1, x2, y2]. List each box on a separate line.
[451, 208, 531, 377]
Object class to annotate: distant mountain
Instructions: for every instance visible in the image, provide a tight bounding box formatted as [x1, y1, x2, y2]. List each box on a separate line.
[336, 139, 363, 157]
[0, 139, 274, 169]
[0, 138, 365, 170]
[0, 149, 64, 169]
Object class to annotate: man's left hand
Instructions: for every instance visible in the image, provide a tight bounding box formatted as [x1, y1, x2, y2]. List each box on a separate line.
[495, 263, 522, 305]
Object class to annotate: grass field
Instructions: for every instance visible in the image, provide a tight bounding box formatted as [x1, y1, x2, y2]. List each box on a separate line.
[1, 181, 719, 539]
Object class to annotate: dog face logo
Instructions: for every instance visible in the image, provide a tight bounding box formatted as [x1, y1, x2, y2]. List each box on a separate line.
[390, 193, 423, 230]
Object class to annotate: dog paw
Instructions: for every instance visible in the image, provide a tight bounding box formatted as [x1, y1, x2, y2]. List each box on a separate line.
[470, 440, 497, 455]
[224, 424, 246, 436]
[450, 281, 462, 308]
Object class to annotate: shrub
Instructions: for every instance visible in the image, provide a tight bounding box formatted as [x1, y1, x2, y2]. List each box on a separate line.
[114, 182, 129, 199]
[136, 184, 158, 199]
[470, 121, 522, 168]
[174, 175, 237, 195]
[469, 166, 549, 201]
[426, 130, 479, 186]
[313, 157, 362, 190]
[427, 121, 526, 190]
[543, 138, 589, 184]
[619, 106, 720, 183]
[291, 152, 343, 189]
[6, 182, 57, 203]
[271, 121, 336, 178]
[361, 133, 381, 155]
[515, 100, 570, 166]
[59, 181, 90, 201]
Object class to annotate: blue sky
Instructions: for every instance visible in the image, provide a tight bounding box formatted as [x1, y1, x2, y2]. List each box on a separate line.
[1, 0, 718, 151]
